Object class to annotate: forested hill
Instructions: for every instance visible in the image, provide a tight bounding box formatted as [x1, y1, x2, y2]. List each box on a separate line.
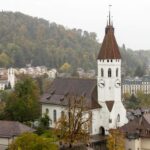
[0, 11, 149, 76]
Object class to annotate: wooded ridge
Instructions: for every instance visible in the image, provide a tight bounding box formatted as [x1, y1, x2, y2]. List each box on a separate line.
[0, 11, 149, 76]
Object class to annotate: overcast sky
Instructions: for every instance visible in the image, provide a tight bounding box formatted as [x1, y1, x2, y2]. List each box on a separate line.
[0, 0, 150, 50]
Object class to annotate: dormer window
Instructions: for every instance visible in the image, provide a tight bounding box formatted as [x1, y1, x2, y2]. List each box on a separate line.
[108, 68, 111, 77]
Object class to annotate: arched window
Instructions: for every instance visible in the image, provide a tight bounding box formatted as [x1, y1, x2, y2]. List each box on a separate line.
[53, 110, 57, 122]
[45, 108, 49, 114]
[61, 111, 65, 118]
[116, 68, 119, 77]
[108, 68, 111, 77]
[117, 114, 120, 122]
[101, 68, 104, 77]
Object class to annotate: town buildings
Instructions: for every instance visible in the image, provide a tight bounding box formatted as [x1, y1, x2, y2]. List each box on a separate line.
[17, 65, 57, 78]
[122, 75, 150, 95]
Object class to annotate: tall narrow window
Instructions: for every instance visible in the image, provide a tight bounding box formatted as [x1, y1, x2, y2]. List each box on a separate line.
[46, 108, 49, 114]
[117, 114, 120, 122]
[108, 68, 111, 77]
[61, 111, 65, 118]
[53, 110, 57, 122]
[116, 68, 119, 77]
[101, 68, 104, 77]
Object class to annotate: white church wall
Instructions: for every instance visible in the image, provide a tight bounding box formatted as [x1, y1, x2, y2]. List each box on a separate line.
[92, 109, 101, 135]
[97, 59, 121, 102]
[92, 104, 110, 135]
[42, 104, 103, 135]
[109, 101, 128, 129]
[42, 104, 66, 128]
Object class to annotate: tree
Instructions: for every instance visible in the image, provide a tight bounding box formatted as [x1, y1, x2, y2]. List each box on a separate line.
[55, 95, 92, 147]
[0, 52, 11, 67]
[4, 82, 11, 90]
[4, 75, 40, 122]
[39, 113, 50, 129]
[0, 90, 11, 119]
[124, 91, 150, 109]
[107, 129, 125, 150]
[9, 132, 58, 150]
[136, 91, 150, 108]
[59, 62, 71, 73]
[134, 65, 145, 77]
[36, 113, 51, 135]
[122, 92, 130, 101]
[124, 94, 140, 109]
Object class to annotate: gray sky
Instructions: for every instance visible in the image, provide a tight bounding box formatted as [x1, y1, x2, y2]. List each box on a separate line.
[0, 0, 150, 50]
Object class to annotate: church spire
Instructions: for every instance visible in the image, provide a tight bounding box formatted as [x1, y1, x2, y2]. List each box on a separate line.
[97, 6, 121, 59]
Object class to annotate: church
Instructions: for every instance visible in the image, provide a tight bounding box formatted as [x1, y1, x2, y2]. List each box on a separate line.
[41, 12, 128, 136]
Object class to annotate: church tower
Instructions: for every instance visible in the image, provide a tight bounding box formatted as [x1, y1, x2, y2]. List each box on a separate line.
[97, 9, 128, 130]
[97, 12, 121, 102]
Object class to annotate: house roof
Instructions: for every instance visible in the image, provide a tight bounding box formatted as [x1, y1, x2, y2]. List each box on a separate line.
[0, 120, 35, 138]
[120, 113, 150, 138]
[97, 25, 121, 59]
[41, 78, 101, 109]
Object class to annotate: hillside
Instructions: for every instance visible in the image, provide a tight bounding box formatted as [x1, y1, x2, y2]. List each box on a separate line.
[0, 11, 149, 76]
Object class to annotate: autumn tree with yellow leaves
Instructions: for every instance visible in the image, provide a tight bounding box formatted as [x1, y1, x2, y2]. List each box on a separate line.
[107, 129, 125, 150]
[59, 62, 71, 73]
[55, 95, 92, 148]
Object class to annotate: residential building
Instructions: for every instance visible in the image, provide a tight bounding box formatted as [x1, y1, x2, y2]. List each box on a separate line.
[122, 75, 150, 95]
[121, 112, 150, 150]
[18, 66, 48, 77]
[47, 68, 57, 79]
[0, 121, 35, 150]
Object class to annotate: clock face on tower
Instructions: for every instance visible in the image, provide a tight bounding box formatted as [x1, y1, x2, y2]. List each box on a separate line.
[115, 79, 121, 88]
[98, 79, 105, 88]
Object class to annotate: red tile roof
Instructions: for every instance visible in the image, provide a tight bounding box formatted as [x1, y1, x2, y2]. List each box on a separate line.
[97, 25, 121, 59]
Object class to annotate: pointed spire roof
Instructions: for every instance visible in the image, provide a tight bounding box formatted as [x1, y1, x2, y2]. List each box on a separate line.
[97, 7, 121, 59]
